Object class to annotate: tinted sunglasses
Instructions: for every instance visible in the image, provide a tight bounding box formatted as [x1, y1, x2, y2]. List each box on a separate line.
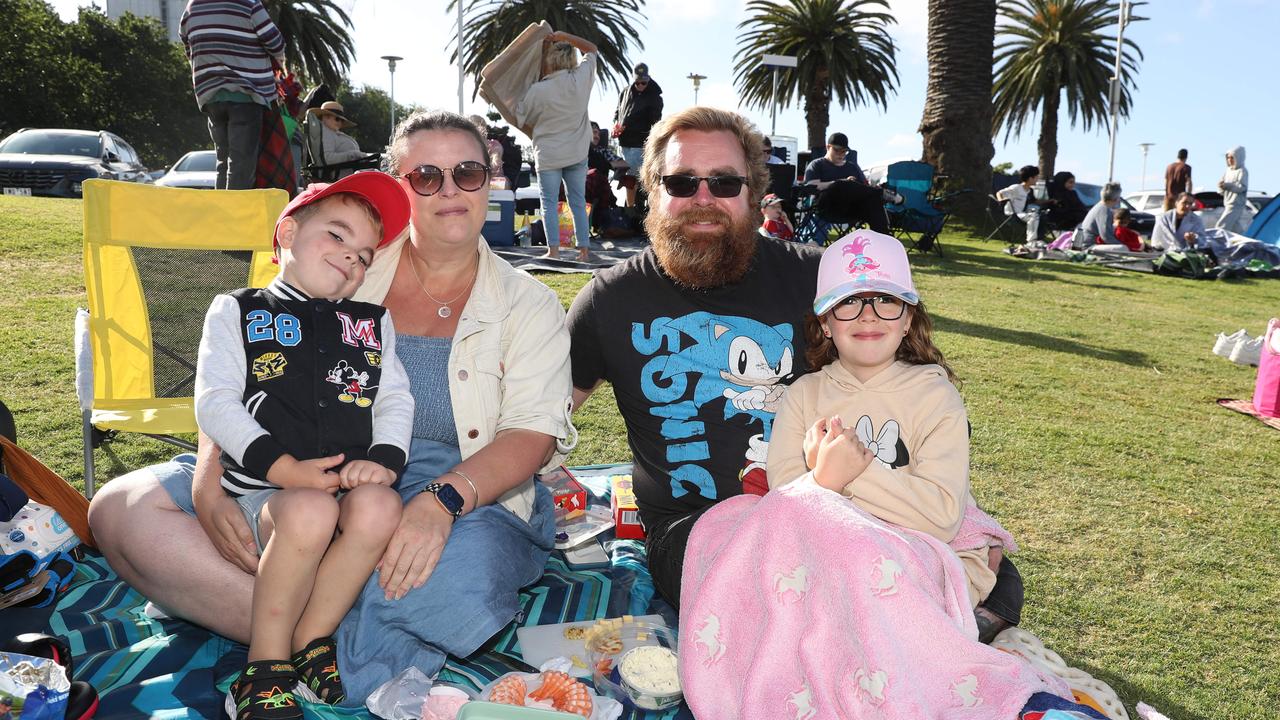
[402, 161, 490, 197]
[659, 174, 747, 199]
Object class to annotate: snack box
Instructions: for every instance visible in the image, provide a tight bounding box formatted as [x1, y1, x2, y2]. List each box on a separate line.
[610, 475, 644, 540]
[541, 467, 587, 514]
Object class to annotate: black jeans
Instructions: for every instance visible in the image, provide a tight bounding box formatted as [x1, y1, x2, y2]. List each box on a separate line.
[647, 505, 1025, 625]
[205, 101, 263, 190]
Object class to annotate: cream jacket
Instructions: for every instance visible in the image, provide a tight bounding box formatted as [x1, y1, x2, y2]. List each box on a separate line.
[355, 236, 578, 521]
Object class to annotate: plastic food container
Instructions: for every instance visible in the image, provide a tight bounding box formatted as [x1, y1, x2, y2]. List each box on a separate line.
[456, 701, 579, 718]
[588, 619, 682, 711]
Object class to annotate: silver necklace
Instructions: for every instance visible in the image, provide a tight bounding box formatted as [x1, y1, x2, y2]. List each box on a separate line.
[406, 246, 476, 318]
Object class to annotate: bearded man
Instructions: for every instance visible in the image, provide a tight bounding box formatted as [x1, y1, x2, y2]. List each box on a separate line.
[567, 107, 822, 606]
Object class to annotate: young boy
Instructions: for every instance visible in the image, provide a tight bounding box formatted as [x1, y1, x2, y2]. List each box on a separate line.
[759, 193, 794, 241]
[194, 172, 413, 720]
[1112, 206, 1144, 251]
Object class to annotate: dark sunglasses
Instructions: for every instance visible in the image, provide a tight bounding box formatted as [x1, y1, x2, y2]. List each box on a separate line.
[659, 174, 747, 199]
[401, 161, 490, 197]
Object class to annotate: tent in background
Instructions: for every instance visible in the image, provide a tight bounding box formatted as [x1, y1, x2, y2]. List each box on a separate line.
[1246, 197, 1280, 246]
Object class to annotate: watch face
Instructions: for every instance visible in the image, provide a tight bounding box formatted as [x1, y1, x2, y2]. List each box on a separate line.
[435, 482, 465, 516]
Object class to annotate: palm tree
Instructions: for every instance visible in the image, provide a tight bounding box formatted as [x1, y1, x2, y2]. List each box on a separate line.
[734, 0, 898, 151]
[992, 0, 1144, 178]
[447, 0, 647, 94]
[918, 0, 997, 220]
[263, 0, 355, 89]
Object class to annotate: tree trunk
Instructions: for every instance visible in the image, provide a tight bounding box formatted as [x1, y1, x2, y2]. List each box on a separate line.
[919, 0, 997, 222]
[1036, 89, 1060, 180]
[804, 66, 831, 152]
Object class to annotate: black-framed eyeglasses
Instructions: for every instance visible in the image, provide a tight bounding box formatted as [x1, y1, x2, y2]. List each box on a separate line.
[831, 294, 906, 322]
[659, 174, 747, 199]
[401, 161, 490, 197]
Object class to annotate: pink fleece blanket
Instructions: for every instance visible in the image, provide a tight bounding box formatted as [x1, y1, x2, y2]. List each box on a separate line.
[678, 480, 1069, 719]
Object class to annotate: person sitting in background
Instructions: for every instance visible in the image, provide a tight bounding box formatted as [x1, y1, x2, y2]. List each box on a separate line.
[803, 132, 866, 189]
[469, 114, 505, 183]
[995, 165, 1043, 245]
[1044, 171, 1087, 231]
[1077, 182, 1121, 246]
[762, 136, 785, 165]
[1152, 192, 1208, 252]
[308, 102, 368, 178]
[1111, 207, 1143, 251]
[759, 194, 793, 241]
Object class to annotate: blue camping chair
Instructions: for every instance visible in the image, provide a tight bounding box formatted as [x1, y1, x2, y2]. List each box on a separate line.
[883, 161, 956, 255]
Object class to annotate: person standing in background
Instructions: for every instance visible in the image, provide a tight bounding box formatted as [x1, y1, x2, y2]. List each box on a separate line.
[1216, 146, 1249, 234]
[1163, 149, 1192, 211]
[612, 63, 664, 208]
[180, 0, 286, 190]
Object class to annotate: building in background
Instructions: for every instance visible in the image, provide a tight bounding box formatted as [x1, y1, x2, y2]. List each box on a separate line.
[105, 0, 180, 43]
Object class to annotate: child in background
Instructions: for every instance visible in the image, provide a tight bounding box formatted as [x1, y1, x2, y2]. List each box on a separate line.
[1112, 207, 1144, 251]
[759, 193, 794, 241]
[767, 230, 1018, 639]
[195, 172, 413, 720]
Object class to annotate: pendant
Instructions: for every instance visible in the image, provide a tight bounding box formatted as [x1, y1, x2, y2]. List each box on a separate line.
[437, 306, 452, 319]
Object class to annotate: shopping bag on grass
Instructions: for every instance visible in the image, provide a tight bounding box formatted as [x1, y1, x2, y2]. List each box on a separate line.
[1253, 318, 1280, 417]
[557, 201, 591, 247]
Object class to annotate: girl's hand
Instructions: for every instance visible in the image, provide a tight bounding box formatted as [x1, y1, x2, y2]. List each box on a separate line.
[812, 415, 874, 492]
[377, 492, 453, 600]
[802, 417, 828, 470]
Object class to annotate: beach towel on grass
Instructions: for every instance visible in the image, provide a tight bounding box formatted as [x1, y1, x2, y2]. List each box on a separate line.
[678, 479, 1071, 718]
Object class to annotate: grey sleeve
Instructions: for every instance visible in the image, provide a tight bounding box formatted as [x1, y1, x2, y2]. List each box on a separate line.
[194, 294, 271, 466]
[367, 309, 414, 475]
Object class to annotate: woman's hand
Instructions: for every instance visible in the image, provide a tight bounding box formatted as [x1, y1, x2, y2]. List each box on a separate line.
[377, 492, 454, 600]
[812, 415, 874, 493]
[193, 489, 259, 574]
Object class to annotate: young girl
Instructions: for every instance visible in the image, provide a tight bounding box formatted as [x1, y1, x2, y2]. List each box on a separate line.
[758, 194, 794, 241]
[767, 230, 1015, 620]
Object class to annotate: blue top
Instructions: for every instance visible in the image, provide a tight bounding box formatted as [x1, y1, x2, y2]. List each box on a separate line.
[395, 334, 458, 446]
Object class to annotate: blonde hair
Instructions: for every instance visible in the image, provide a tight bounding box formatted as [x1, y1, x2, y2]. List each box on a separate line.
[803, 301, 959, 385]
[640, 107, 770, 210]
[543, 41, 578, 75]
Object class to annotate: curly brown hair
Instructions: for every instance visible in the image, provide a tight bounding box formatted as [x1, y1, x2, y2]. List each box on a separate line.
[803, 301, 958, 385]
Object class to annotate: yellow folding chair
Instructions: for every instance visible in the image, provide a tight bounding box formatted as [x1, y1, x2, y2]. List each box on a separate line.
[76, 179, 288, 497]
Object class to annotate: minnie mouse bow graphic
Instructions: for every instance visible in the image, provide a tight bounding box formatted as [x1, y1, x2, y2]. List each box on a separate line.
[854, 415, 910, 469]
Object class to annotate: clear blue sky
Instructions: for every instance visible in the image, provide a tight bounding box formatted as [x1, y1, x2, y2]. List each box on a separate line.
[55, 0, 1274, 192]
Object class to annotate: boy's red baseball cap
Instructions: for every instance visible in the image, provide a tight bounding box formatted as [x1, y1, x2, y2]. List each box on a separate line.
[274, 171, 411, 251]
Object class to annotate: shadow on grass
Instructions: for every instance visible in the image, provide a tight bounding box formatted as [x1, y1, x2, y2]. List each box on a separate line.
[914, 242, 1143, 294]
[933, 314, 1151, 367]
[1066, 657, 1204, 720]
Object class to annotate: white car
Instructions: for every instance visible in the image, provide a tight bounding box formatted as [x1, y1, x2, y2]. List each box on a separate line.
[1124, 188, 1272, 230]
[155, 150, 217, 189]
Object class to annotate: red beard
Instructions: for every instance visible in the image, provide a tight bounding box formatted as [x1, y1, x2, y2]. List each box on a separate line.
[645, 205, 759, 288]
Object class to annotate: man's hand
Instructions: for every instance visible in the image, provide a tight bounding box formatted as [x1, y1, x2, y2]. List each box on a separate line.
[812, 415, 874, 493]
[266, 453, 343, 493]
[339, 460, 396, 489]
[193, 490, 259, 574]
[377, 493, 453, 600]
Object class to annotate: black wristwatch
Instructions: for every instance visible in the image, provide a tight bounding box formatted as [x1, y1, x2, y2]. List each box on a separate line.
[423, 482, 464, 520]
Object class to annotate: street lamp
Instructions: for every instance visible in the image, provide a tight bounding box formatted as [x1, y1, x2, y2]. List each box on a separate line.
[380, 55, 403, 143]
[1138, 142, 1155, 190]
[687, 73, 706, 105]
[1105, 0, 1130, 183]
[761, 53, 798, 135]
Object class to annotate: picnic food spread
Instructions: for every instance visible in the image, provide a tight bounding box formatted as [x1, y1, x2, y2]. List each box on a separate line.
[618, 645, 679, 697]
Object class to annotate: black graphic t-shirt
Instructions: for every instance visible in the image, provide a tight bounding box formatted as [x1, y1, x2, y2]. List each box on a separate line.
[567, 236, 822, 526]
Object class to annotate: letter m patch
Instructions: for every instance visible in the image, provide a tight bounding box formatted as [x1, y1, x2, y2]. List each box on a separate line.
[336, 312, 381, 350]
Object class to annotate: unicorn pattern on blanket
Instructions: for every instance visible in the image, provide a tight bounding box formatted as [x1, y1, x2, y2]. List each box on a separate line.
[694, 613, 726, 665]
[787, 681, 816, 720]
[870, 555, 904, 597]
[951, 674, 983, 708]
[851, 667, 889, 706]
[773, 565, 810, 603]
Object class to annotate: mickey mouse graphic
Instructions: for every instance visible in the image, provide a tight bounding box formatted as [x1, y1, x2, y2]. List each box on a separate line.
[325, 360, 375, 408]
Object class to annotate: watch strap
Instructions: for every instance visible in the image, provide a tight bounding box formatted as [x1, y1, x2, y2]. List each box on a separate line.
[423, 482, 463, 519]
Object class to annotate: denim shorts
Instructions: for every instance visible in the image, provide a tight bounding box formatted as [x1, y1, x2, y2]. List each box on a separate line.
[620, 146, 644, 177]
[154, 454, 273, 551]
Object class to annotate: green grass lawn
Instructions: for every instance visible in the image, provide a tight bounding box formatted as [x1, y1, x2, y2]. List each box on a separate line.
[3, 195, 1279, 718]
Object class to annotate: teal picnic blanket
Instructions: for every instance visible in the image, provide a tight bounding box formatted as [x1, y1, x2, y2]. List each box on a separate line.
[39, 466, 689, 718]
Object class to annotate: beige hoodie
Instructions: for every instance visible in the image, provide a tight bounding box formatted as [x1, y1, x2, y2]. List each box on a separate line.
[768, 360, 996, 604]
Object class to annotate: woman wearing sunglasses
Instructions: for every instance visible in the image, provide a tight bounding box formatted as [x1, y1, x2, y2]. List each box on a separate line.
[88, 110, 577, 706]
[515, 30, 598, 262]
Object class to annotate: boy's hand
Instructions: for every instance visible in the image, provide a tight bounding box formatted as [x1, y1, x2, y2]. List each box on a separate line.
[812, 415, 874, 492]
[340, 460, 396, 489]
[266, 453, 343, 493]
[803, 417, 828, 470]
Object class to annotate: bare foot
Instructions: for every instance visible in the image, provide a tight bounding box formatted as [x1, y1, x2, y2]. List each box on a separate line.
[577, 247, 591, 262]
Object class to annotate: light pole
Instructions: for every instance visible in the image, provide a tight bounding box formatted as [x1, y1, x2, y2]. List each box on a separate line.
[380, 55, 403, 143]
[1138, 142, 1154, 190]
[687, 73, 706, 105]
[761, 53, 798, 135]
[1105, 0, 1130, 183]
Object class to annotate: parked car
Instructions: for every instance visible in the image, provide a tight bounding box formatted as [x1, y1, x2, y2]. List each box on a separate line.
[155, 150, 217, 189]
[1124, 188, 1274, 231]
[0, 129, 151, 198]
[1075, 182, 1154, 238]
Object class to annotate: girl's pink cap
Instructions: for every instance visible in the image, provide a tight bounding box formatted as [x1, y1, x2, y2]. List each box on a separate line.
[813, 230, 919, 315]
